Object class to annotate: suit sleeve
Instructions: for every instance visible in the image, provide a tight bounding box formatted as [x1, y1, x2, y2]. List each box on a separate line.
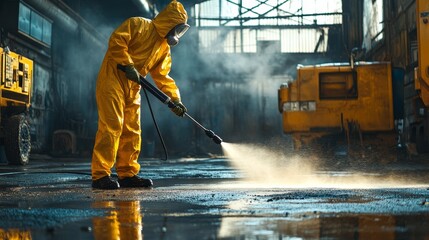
[149, 47, 181, 101]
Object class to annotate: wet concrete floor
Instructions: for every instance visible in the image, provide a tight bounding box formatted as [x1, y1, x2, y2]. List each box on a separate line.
[0, 154, 429, 239]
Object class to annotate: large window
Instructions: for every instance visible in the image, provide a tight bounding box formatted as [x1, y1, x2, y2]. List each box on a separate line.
[18, 2, 52, 46]
[362, 0, 384, 51]
[194, 0, 342, 53]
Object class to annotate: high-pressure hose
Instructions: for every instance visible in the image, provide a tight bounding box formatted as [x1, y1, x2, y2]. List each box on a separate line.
[117, 65, 223, 157]
[142, 87, 169, 160]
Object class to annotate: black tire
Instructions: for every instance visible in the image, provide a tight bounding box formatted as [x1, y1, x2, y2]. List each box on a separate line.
[4, 114, 31, 165]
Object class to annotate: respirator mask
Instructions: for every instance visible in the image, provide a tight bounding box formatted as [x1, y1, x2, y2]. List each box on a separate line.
[166, 23, 190, 46]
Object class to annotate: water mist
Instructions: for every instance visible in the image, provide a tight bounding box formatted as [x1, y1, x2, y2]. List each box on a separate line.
[221, 142, 427, 189]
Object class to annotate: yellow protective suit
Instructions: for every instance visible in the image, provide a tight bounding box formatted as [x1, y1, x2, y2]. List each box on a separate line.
[92, 1, 188, 180]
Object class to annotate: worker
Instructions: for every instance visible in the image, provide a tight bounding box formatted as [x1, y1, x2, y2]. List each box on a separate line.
[91, 0, 189, 189]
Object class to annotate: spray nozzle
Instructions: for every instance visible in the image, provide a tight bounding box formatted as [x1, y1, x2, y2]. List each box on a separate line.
[205, 130, 223, 144]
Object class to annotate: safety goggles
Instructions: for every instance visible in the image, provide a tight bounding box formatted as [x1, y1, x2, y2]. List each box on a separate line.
[166, 23, 190, 46]
[169, 23, 190, 39]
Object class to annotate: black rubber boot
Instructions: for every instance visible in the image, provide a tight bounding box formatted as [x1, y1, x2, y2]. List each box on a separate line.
[118, 175, 153, 188]
[92, 176, 120, 190]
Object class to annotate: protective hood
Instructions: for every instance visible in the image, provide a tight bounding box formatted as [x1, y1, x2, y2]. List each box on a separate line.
[152, 0, 188, 38]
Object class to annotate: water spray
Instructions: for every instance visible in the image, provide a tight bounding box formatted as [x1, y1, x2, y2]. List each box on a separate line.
[118, 65, 223, 145]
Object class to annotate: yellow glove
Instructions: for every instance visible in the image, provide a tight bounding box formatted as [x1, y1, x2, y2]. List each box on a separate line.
[171, 100, 187, 117]
[124, 64, 140, 83]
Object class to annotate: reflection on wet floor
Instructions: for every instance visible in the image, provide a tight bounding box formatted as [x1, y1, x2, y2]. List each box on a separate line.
[1, 156, 429, 239]
[92, 201, 142, 240]
[0, 228, 31, 240]
[1, 211, 429, 239]
[218, 214, 429, 239]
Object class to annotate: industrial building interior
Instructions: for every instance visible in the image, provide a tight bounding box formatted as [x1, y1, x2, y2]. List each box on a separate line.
[0, 0, 429, 239]
[0, 0, 427, 159]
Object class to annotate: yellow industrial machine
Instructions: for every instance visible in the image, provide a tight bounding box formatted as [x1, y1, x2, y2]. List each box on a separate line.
[416, 0, 429, 107]
[278, 62, 395, 157]
[278, 0, 429, 157]
[408, 0, 429, 154]
[0, 47, 32, 165]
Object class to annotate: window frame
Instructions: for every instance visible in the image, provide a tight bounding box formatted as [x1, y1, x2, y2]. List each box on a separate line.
[17, 1, 52, 47]
[319, 71, 358, 100]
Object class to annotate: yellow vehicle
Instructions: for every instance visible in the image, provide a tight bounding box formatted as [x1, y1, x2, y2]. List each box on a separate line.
[278, 0, 429, 157]
[416, 0, 429, 108]
[278, 61, 396, 156]
[411, 0, 429, 152]
[0, 47, 32, 165]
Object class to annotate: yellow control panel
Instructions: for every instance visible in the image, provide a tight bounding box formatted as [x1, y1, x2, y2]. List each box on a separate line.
[0, 47, 33, 107]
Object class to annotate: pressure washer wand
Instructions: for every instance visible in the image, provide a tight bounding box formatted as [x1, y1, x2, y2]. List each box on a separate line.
[117, 65, 223, 145]
[183, 113, 223, 144]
